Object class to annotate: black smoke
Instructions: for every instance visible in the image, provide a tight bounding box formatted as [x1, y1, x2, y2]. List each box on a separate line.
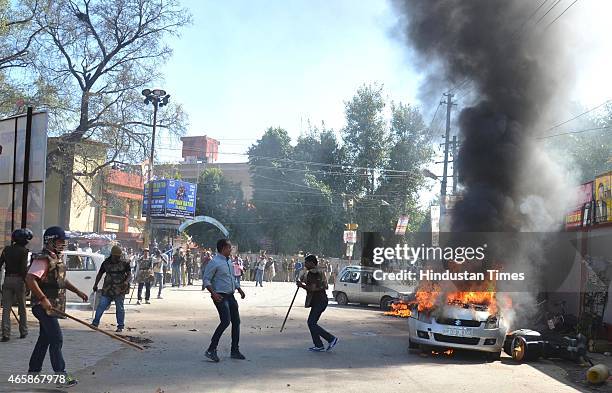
[392, 0, 566, 232]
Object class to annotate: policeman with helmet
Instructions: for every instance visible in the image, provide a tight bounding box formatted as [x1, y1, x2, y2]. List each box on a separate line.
[25, 226, 88, 387]
[0, 228, 33, 341]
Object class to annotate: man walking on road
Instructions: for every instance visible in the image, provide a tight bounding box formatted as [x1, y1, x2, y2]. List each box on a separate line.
[186, 249, 194, 285]
[201, 250, 212, 290]
[25, 226, 88, 387]
[1, 228, 33, 341]
[152, 249, 167, 299]
[135, 248, 154, 305]
[255, 253, 266, 287]
[203, 239, 246, 362]
[92, 246, 131, 332]
[296, 254, 338, 353]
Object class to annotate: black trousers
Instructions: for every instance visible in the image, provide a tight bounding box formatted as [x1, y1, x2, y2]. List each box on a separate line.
[209, 293, 240, 352]
[307, 300, 334, 348]
[138, 282, 151, 301]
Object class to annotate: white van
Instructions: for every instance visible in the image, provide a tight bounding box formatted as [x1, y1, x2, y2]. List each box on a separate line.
[332, 265, 405, 310]
[62, 250, 106, 308]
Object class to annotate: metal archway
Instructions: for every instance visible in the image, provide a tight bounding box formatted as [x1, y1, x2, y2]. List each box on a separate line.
[178, 216, 230, 238]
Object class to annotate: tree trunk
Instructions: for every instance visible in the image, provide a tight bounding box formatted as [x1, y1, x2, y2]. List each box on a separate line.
[58, 92, 90, 230]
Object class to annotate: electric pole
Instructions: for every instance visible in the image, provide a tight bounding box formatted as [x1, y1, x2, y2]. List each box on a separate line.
[452, 135, 458, 193]
[440, 92, 455, 215]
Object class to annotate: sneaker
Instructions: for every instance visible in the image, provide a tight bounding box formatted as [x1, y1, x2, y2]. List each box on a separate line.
[326, 337, 339, 352]
[230, 351, 246, 360]
[136, 300, 141, 305]
[1, 336, 9, 342]
[308, 346, 325, 352]
[145, 300, 151, 304]
[115, 328, 123, 333]
[157, 296, 163, 299]
[20, 334, 27, 339]
[58, 374, 78, 388]
[205, 349, 220, 362]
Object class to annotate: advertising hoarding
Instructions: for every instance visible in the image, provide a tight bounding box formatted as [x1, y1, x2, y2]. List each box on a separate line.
[143, 179, 197, 218]
[595, 172, 611, 224]
[565, 182, 593, 229]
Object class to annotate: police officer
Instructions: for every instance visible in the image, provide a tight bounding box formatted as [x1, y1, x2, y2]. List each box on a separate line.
[0, 228, 32, 341]
[25, 226, 88, 387]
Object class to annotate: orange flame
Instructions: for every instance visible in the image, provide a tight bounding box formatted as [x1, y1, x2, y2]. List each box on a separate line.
[384, 301, 412, 318]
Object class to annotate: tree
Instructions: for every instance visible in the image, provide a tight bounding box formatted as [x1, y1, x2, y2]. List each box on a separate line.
[192, 168, 258, 251]
[247, 127, 301, 253]
[342, 83, 388, 195]
[375, 102, 434, 235]
[544, 104, 612, 183]
[0, 0, 46, 113]
[32, 0, 191, 228]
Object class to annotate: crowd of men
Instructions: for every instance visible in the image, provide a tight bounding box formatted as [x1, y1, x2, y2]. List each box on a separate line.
[0, 227, 343, 388]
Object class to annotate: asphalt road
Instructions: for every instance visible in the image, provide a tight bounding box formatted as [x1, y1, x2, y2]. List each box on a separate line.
[1, 281, 589, 392]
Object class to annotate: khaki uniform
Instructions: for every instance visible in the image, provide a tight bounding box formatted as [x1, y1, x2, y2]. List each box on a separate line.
[1, 243, 30, 337]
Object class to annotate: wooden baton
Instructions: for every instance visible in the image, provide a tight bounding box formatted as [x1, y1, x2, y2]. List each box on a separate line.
[52, 308, 144, 350]
[280, 286, 300, 333]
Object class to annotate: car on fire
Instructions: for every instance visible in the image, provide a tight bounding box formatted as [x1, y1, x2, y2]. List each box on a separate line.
[407, 301, 509, 360]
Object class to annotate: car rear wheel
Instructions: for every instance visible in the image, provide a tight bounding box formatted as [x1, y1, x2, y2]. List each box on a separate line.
[335, 292, 348, 305]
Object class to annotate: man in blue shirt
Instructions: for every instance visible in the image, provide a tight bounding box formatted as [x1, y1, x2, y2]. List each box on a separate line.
[203, 239, 246, 362]
[294, 260, 304, 280]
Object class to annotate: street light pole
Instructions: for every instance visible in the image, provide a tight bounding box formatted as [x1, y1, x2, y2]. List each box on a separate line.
[142, 88, 171, 249]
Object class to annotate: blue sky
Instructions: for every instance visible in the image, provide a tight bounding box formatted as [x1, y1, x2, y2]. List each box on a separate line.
[156, 0, 424, 162]
[155, 0, 612, 168]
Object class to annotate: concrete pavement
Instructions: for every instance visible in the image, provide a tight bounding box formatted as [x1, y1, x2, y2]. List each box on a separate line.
[0, 281, 590, 392]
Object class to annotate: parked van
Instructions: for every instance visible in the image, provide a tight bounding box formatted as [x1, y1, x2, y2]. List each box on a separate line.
[62, 250, 106, 308]
[332, 265, 406, 310]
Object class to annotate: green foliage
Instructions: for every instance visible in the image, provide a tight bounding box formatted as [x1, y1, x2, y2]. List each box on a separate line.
[544, 104, 612, 183]
[243, 86, 435, 256]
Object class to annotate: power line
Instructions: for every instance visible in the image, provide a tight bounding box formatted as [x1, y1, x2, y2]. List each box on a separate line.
[543, 0, 579, 30]
[536, 125, 612, 140]
[544, 99, 610, 132]
[535, 0, 563, 25]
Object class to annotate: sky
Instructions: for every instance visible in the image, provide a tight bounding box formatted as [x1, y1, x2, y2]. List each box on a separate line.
[156, 0, 612, 177]
[157, 0, 423, 163]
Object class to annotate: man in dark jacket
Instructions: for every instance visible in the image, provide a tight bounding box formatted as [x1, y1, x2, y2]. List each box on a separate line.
[1, 228, 33, 341]
[296, 254, 338, 352]
[91, 246, 131, 332]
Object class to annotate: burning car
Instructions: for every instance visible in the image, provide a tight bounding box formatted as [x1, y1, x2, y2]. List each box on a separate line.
[407, 290, 509, 360]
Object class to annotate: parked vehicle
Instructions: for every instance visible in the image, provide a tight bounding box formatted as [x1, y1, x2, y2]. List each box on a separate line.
[407, 301, 509, 360]
[332, 266, 405, 310]
[63, 250, 106, 308]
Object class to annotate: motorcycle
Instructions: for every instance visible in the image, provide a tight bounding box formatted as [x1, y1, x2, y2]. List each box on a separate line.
[503, 300, 592, 365]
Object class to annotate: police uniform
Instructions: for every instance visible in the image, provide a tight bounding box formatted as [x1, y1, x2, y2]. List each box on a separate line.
[28, 249, 68, 373]
[0, 243, 30, 338]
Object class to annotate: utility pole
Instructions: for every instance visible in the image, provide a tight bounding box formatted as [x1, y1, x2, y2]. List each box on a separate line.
[440, 92, 455, 215]
[142, 88, 171, 249]
[452, 135, 458, 194]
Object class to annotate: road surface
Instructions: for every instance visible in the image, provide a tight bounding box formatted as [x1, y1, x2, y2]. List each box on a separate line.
[0, 281, 592, 392]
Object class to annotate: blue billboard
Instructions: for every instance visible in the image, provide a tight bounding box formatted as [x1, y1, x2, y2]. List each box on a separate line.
[143, 179, 197, 218]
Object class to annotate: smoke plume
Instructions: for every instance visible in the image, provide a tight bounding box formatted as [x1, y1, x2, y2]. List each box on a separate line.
[392, 0, 575, 233]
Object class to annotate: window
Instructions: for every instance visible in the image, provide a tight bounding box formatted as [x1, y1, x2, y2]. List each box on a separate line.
[340, 270, 360, 284]
[65, 254, 96, 271]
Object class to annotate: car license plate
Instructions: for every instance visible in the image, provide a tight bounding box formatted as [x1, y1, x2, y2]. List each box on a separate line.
[442, 327, 473, 337]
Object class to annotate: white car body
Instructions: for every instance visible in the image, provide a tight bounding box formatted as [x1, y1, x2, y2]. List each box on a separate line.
[333, 266, 411, 309]
[408, 303, 508, 355]
[62, 250, 106, 306]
